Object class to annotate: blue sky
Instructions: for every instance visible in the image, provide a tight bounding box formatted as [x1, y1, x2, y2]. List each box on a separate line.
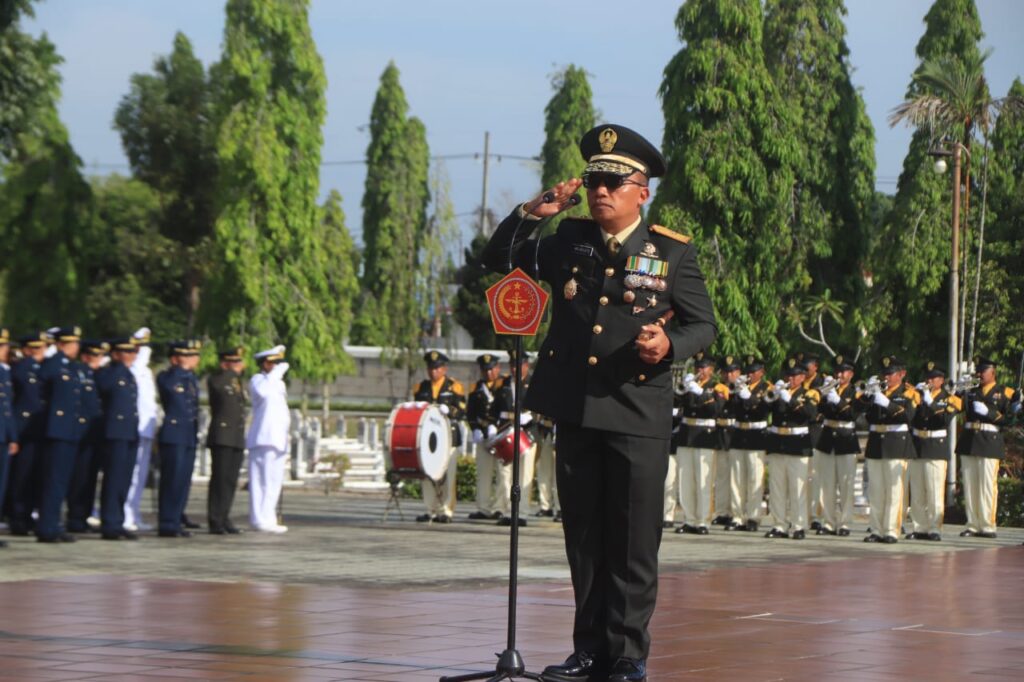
[25, 0, 1024, 254]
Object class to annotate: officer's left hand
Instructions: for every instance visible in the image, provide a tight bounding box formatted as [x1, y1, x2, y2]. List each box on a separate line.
[636, 324, 670, 364]
[8, 442, 18, 455]
[972, 400, 989, 416]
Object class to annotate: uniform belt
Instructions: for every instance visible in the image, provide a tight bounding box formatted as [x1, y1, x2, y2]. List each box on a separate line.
[869, 424, 909, 433]
[965, 422, 999, 433]
[768, 426, 809, 436]
[537, 417, 555, 429]
[735, 421, 767, 430]
[824, 420, 856, 430]
[913, 428, 947, 439]
[716, 418, 736, 427]
[682, 417, 716, 428]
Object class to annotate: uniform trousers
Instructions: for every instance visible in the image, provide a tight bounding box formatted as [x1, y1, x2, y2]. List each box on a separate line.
[248, 445, 287, 529]
[0, 443, 9, 531]
[908, 459, 946, 536]
[36, 439, 80, 539]
[124, 437, 153, 528]
[556, 423, 668, 661]
[66, 436, 101, 531]
[866, 459, 906, 539]
[675, 446, 714, 528]
[208, 445, 245, 531]
[158, 443, 196, 534]
[728, 450, 765, 524]
[960, 455, 999, 534]
[712, 449, 731, 519]
[100, 439, 138, 535]
[517, 442, 537, 513]
[808, 449, 826, 524]
[663, 452, 678, 522]
[815, 450, 857, 532]
[423, 448, 457, 518]
[473, 448, 511, 515]
[534, 431, 559, 513]
[767, 453, 809, 532]
[6, 439, 41, 533]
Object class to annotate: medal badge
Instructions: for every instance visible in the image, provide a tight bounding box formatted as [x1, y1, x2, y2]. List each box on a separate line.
[624, 253, 669, 314]
[564, 265, 580, 300]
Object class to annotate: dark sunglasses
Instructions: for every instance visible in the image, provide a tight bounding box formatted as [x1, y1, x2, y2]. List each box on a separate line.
[581, 172, 648, 191]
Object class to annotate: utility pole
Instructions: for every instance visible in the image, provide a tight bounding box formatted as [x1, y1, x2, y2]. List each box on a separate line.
[479, 131, 491, 236]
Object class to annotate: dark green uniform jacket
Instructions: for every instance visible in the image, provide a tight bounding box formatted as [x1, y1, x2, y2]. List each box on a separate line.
[207, 369, 247, 450]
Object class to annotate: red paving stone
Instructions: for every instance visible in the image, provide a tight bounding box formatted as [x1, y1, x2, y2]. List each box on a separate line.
[2, 547, 1024, 679]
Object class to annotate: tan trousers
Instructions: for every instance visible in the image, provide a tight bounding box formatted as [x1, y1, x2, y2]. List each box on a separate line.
[728, 450, 765, 524]
[423, 451, 458, 517]
[534, 432, 559, 513]
[909, 459, 947, 536]
[508, 443, 537, 516]
[961, 456, 999, 534]
[808, 449, 825, 524]
[866, 459, 906, 539]
[712, 449, 731, 518]
[767, 454, 809, 532]
[676, 446, 714, 527]
[816, 451, 857, 532]
[663, 453, 678, 522]
[474, 449, 513, 515]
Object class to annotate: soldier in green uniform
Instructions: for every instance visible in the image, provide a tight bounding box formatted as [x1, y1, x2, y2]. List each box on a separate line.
[483, 124, 716, 682]
[207, 346, 248, 535]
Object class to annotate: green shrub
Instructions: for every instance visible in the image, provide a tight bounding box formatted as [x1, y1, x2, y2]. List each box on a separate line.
[997, 477, 1024, 528]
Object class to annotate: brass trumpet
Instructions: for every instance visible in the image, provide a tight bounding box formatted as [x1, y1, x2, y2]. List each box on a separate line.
[733, 374, 750, 394]
[855, 375, 882, 397]
[763, 379, 787, 403]
[946, 374, 980, 394]
[819, 376, 840, 395]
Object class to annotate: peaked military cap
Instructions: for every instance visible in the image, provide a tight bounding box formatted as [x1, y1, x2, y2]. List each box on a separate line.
[110, 337, 139, 353]
[693, 350, 714, 369]
[833, 353, 855, 373]
[719, 354, 741, 372]
[803, 351, 821, 365]
[783, 357, 808, 377]
[54, 326, 82, 342]
[423, 350, 448, 368]
[81, 339, 109, 355]
[880, 355, 900, 375]
[974, 356, 997, 371]
[219, 346, 244, 361]
[18, 332, 47, 349]
[253, 344, 284, 362]
[132, 327, 152, 346]
[742, 354, 764, 373]
[476, 353, 498, 370]
[923, 361, 945, 380]
[580, 124, 666, 178]
[170, 339, 203, 357]
[507, 348, 531, 363]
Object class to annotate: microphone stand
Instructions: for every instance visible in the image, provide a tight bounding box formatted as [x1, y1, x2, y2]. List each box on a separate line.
[440, 195, 579, 682]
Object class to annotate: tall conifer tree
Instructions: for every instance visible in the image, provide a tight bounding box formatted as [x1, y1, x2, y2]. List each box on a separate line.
[541, 65, 595, 228]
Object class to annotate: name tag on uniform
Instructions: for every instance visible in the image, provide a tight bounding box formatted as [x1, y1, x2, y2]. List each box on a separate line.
[572, 243, 595, 258]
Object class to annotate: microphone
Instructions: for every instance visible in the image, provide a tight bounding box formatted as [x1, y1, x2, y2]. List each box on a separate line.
[505, 192, 581, 273]
[530, 194, 581, 276]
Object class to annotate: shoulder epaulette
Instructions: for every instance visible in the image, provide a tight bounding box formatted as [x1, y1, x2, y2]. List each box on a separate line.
[904, 387, 921, 405]
[650, 224, 691, 244]
[450, 380, 464, 394]
[805, 388, 821, 402]
[1004, 387, 1015, 400]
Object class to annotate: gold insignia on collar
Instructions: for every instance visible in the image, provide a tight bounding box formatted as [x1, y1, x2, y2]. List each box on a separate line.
[599, 128, 617, 153]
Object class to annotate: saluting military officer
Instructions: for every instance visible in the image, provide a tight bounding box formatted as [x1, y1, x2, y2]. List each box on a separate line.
[815, 354, 862, 536]
[674, 352, 723, 535]
[95, 338, 140, 540]
[207, 346, 247, 535]
[466, 353, 511, 522]
[764, 359, 820, 540]
[65, 340, 108, 533]
[957, 356, 1017, 539]
[908, 361, 961, 541]
[483, 124, 716, 681]
[412, 350, 465, 523]
[156, 339, 201, 538]
[860, 356, 918, 544]
[247, 345, 291, 533]
[727, 355, 770, 532]
[0, 330, 18, 549]
[124, 327, 158, 532]
[7, 332, 47, 536]
[35, 326, 85, 543]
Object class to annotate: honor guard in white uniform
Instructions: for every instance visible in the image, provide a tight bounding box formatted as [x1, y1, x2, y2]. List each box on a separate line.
[908, 362, 961, 541]
[467, 353, 513, 521]
[673, 352, 723, 535]
[815, 354, 862, 536]
[957, 356, 1017, 538]
[412, 351, 464, 523]
[713, 356, 741, 529]
[860, 356, 918, 544]
[727, 355, 770, 532]
[124, 327, 158, 532]
[247, 345, 290, 533]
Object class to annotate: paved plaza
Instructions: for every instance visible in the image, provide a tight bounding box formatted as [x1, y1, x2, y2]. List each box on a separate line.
[2, 486, 1023, 680]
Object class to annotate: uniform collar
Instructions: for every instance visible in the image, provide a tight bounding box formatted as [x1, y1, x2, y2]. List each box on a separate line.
[599, 215, 642, 251]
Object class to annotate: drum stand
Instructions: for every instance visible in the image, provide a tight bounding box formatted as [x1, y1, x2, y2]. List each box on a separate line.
[382, 470, 406, 522]
[440, 336, 541, 682]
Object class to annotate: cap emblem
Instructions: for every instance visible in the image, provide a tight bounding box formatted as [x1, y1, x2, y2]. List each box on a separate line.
[599, 128, 617, 153]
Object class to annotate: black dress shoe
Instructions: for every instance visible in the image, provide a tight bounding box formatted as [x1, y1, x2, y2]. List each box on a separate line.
[863, 533, 882, 543]
[711, 515, 732, 526]
[607, 656, 646, 682]
[697, 525, 709, 535]
[553, 511, 562, 522]
[810, 520, 822, 531]
[676, 524, 700, 535]
[662, 521, 675, 529]
[467, 511, 491, 520]
[121, 530, 139, 541]
[0, 539, 7, 548]
[101, 532, 122, 540]
[435, 514, 452, 524]
[416, 513, 434, 523]
[978, 531, 998, 539]
[181, 516, 201, 529]
[496, 516, 526, 527]
[225, 525, 243, 535]
[535, 508, 554, 518]
[882, 535, 898, 544]
[764, 528, 788, 538]
[745, 520, 759, 532]
[837, 528, 851, 536]
[927, 532, 942, 541]
[209, 527, 227, 535]
[37, 535, 61, 543]
[959, 529, 976, 537]
[542, 651, 604, 681]
[905, 532, 918, 540]
[37, 532, 77, 543]
[158, 529, 190, 538]
[792, 529, 806, 540]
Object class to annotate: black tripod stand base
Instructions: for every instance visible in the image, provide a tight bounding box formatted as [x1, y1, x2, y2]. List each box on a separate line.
[438, 648, 544, 681]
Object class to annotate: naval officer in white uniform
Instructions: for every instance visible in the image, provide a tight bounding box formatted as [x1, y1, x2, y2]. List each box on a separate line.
[247, 345, 291, 533]
[124, 327, 159, 531]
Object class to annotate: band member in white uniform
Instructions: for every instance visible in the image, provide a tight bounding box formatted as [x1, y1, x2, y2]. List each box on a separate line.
[467, 354, 511, 520]
[124, 327, 158, 531]
[247, 345, 291, 533]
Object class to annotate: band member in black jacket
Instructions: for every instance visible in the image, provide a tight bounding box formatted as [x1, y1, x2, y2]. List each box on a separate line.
[815, 354, 862, 536]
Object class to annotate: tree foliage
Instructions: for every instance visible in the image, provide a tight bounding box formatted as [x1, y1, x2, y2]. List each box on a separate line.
[541, 64, 595, 228]
[203, 0, 348, 380]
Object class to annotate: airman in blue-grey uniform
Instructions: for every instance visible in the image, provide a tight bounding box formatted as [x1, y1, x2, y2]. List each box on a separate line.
[0, 329, 19, 549]
[96, 338, 140, 540]
[35, 326, 85, 543]
[65, 340, 108, 533]
[156, 339, 201, 537]
[7, 332, 47, 536]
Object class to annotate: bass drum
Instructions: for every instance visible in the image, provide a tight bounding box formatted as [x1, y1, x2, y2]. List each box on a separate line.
[385, 401, 452, 482]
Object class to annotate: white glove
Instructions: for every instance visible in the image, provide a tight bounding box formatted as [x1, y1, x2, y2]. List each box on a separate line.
[438, 404, 450, 415]
[270, 361, 290, 378]
[683, 373, 695, 385]
[826, 390, 841, 405]
[519, 413, 532, 425]
[686, 381, 703, 395]
[873, 392, 890, 408]
[774, 379, 786, 390]
[672, 408, 680, 417]
[779, 389, 792, 403]
[136, 344, 152, 367]
[486, 424, 497, 438]
[972, 401, 989, 416]
[132, 327, 151, 341]
[915, 382, 927, 391]
[472, 429, 484, 444]
[922, 390, 934, 405]
[739, 388, 751, 400]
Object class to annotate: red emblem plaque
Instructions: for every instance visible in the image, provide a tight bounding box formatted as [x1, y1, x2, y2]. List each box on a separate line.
[486, 268, 549, 336]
